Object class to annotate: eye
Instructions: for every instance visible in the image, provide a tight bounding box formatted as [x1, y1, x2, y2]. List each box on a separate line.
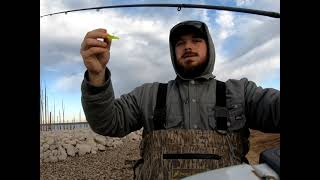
[193, 38, 202, 43]
[175, 41, 184, 47]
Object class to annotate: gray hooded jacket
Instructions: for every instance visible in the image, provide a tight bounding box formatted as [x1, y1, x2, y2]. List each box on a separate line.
[81, 21, 280, 137]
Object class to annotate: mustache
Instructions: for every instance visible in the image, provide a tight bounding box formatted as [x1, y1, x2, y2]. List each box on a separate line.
[182, 52, 198, 58]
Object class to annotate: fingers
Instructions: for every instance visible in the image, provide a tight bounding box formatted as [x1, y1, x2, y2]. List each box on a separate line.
[83, 38, 108, 50]
[81, 28, 112, 51]
[81, 47, 109, 58]
[92, 28, 112, 50]
[85, 28, 107, 39]
[104, 37, 112, 50]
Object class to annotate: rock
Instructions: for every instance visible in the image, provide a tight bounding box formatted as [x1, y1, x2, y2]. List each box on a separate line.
[40, 139, 45, 146]
[43, 151, 50, 159]
[62, 134, 70, 139]
[76, 144, 91, 156]
[137, 129, 143, 135]
[51, 149, 58, 156]
[47, 138, 54, 145]
[77, 140, 83, 144]
[70, 140, 77, 145]
[58, 146, 67, 160]
[43, 158, 50, 163]
[61, 143, 68, 149]
[86, 138, 96, 146]
[42, 143, 49, 151]
[97, 144, 106, 151]
[106, 141, 113, 147]
[112, 140, 123, 147]
[86, 137, 98, 153]
[41, 128, 137, 164]
[49, 144, 57, 151]
[64, 144, 76, 157]
[127, 133, 140, 141]
[50, 155, 58, 162]
[63, 138, 69, 144]
[91, 145, 98, 153]
[94, 136, 107, 145]
[57, 155, 67, 161]
[57, 151, 67, 161]
[64, 139, 70, 144]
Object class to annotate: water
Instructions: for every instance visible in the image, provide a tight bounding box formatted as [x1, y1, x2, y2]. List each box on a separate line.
[40, 122, 90, 131]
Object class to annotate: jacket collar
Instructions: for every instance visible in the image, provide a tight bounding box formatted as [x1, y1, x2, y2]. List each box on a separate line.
[175, 74, 215, 82]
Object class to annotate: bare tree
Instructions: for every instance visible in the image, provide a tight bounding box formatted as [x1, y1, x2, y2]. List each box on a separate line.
[62, 100, 65, 129]
[44, 86, 47, 131]
[40, 85, 43, 131]
[53, 98, 55, 131]
[59, 110, 61, 130]
[49, 112, 52, 131]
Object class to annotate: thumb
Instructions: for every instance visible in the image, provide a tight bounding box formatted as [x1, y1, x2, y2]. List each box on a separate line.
[104, 36, 112, 50]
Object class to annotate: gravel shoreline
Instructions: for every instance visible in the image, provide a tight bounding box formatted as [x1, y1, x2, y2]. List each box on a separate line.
[40, 129, 279, 180]
[41, 137, 141, 180]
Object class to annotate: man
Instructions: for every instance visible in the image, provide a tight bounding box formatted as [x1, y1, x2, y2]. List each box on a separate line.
[80, 20, 280, 179]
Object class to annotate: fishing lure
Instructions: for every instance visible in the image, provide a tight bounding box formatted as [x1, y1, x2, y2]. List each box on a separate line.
[106, 34, 120, 40]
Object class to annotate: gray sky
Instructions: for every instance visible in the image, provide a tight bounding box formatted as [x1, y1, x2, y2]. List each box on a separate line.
[40, 0, 280, 121]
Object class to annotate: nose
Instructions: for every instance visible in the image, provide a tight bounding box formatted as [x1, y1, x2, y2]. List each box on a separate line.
[184, 41, 192, 52]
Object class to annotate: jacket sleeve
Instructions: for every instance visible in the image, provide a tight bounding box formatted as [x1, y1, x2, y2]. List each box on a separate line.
[81, 68, 144, 137]
[242, 78, 280, 133]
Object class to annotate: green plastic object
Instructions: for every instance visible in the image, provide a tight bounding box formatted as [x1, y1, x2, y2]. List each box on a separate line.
[106, 34, 120, 40]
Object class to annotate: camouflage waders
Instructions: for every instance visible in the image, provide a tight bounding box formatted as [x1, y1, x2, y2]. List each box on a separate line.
[133, 81, 249, 179]
[134, 129, 247, 180]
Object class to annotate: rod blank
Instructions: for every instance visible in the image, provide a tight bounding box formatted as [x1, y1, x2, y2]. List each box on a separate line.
[40, 3, 280, 18]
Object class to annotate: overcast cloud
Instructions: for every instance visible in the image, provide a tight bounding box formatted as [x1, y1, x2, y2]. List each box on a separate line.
[40, 0, 280, 120]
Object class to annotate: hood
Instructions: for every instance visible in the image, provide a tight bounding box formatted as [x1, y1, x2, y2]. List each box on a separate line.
[169, 20, 216, 80]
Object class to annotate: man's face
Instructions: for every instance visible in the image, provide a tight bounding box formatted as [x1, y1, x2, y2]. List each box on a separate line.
[175, 33, 208, 72]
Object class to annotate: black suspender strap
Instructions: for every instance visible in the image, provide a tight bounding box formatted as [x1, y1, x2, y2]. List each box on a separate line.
[215, 80, 228, 131]
[134, 83, 167, 178]
[153, 83, 167, 130]
[216, 80, 250, 163]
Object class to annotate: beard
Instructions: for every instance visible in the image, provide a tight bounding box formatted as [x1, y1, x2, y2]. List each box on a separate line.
[176, 59, 208, 79]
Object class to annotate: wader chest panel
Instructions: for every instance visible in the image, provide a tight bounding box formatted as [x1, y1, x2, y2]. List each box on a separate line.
[135, 129, 245, 180]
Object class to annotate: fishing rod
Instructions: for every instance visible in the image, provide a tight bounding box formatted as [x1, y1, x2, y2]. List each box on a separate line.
[40, 3, 280, 19]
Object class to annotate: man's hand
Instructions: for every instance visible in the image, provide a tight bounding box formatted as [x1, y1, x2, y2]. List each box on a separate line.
[80, 28, 112, 86]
